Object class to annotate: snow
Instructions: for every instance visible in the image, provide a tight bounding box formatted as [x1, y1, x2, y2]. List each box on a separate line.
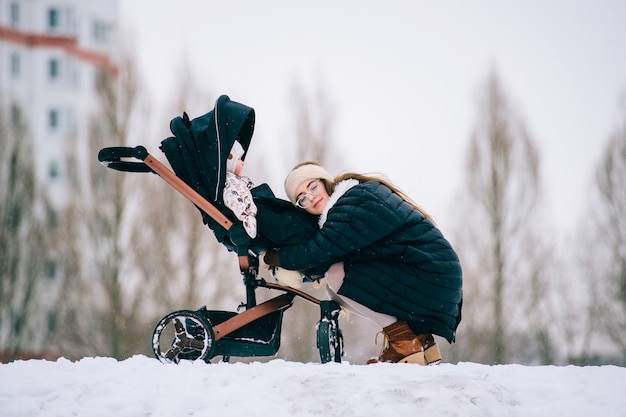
[1, 356, 624, 417]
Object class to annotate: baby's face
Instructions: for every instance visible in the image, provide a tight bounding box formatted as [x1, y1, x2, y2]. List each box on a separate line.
[234, 159, 244, 176]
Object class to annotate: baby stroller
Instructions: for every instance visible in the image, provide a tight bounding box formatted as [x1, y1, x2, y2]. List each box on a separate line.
[98, 95, 343, 364]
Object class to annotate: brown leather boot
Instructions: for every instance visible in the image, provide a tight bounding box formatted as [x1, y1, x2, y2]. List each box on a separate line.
[418, 333, 442, 365]
[368, 320, 426, 364]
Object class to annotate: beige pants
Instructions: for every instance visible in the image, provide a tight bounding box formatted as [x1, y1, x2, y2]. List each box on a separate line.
[325, 262, 396, 328]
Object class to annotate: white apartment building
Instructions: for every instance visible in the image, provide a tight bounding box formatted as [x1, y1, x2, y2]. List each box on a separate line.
[0, 1, 119, 355]
[0, 0, 118, 205]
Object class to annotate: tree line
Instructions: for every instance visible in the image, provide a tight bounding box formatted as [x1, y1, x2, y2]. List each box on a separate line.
[1, 53, 624, 365]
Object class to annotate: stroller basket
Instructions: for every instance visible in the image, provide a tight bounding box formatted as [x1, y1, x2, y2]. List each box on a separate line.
[202, 308, 285, 359]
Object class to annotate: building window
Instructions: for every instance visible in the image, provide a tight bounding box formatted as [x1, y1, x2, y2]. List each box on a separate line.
[10, 105, 22, 130]
[49, 59, 59, 80]
[48, 8, 59, 30]
[11, 53, 20, 77]
[92, 19, 110, 43]
[49, 160, 59, 179]
[47, 310, 57, 333]
[65, 106, 76, 131]
[67, 58, 79, 87]
[10, 2, 20, 27]
[49, 109, 59, 129]
[46, 260, 57, 279]
[63, 6, 77, 34]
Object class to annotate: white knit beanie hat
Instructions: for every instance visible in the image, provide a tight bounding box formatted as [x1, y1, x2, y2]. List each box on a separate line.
[284, 162, 333, 205]
[226, 141, 245, 173]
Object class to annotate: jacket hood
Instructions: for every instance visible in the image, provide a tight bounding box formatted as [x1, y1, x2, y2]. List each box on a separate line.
[319, 179, 359, 228]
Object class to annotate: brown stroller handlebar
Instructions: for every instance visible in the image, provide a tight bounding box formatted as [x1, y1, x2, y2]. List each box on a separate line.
[98, 146, 233, 231]
[142, 152, 233, 230]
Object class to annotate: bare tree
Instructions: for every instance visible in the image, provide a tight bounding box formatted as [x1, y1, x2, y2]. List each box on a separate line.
[452, 71, 554, 364]
[288, 81, 342, 171]
[579, 98, 626, 365]
[49, 50, 145, 359]
[46, 170, 90, 359]
[0, 102, 55, 361]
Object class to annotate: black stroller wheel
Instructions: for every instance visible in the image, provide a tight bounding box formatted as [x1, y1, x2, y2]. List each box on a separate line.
[317, 318, 343, 364]
[152, 310, 215, 363]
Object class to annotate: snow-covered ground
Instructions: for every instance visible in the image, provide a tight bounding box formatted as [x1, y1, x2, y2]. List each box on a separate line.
[1, 355, 624, 417]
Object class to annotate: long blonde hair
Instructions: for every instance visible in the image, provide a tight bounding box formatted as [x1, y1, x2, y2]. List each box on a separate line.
[326, 171, 435, 224]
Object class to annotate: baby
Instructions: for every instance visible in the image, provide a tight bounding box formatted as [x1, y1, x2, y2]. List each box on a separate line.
[223, 141, 257, 238]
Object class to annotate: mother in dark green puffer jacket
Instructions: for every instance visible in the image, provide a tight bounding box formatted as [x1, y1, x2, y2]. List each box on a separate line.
[263, 162, 463, 365]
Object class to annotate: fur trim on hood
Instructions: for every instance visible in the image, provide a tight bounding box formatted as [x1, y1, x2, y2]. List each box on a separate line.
[318, 179, 359, 228]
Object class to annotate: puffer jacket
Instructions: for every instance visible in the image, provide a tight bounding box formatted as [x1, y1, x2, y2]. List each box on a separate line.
[275, 179, 463, 343]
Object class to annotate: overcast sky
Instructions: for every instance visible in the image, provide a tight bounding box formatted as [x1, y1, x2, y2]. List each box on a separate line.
[120, 0, 626, 236]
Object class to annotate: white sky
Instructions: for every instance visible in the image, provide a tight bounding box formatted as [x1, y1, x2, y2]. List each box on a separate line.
[119, 0, 626, 236]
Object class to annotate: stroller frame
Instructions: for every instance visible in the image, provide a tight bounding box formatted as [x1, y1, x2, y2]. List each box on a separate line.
[98, 145, 344, 364]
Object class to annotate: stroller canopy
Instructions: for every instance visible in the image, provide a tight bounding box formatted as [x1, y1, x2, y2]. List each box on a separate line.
[160, 95, 319, 258]
[161, 94, 255, 208]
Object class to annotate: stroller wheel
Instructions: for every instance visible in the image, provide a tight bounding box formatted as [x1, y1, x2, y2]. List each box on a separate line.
[152, 310, 215, 364]
[316, 318, 343, 364]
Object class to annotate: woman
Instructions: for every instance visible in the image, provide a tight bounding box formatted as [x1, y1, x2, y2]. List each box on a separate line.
[264, 162, 463, 365]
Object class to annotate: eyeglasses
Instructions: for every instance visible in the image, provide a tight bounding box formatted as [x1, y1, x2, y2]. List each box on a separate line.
[296, 179, 322, 209]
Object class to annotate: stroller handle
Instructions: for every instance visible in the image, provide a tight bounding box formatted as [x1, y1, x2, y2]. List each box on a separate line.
[98, 145, 234, 232]
[98, 146, 152, 172]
